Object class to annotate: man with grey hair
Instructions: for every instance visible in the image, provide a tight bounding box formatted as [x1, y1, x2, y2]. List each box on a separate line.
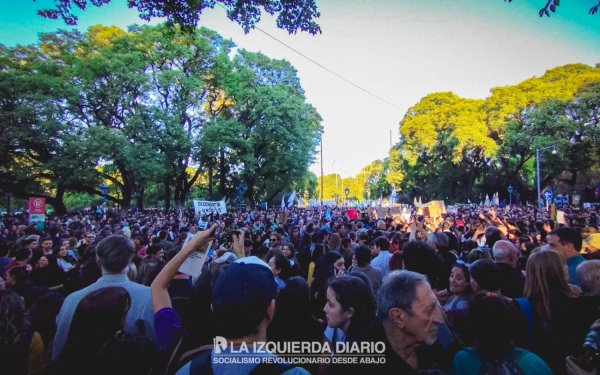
[52, 235, 156, 361]
[493, 240, 524, 298]
[347, 270, 446, 374]
[576, 260, 600, 296]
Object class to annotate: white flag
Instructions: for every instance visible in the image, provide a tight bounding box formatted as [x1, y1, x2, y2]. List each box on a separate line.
[287, 191, 296, 208]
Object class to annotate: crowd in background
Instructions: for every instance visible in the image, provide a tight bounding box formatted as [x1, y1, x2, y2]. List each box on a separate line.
[1, 202, 600, 374]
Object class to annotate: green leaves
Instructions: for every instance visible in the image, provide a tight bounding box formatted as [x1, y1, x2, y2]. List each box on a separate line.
[37, 0, 322, 35]
[1, 22, 320, 209]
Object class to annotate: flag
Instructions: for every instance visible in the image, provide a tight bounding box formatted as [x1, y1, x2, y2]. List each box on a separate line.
[391, 187, 397, 203]
[325, 207, 332, 221]
[378, 193, 383, 207]
[287, 191, 296, 208]
[281, 194, 286, 209]
[257, 202, 268, 210]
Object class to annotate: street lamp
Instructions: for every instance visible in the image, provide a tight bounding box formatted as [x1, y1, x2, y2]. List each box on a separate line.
[344, 187, 350, 207]
[99, 184, 110, 204]
[536, 145, 557, 210]
[507, 185, 514, 208]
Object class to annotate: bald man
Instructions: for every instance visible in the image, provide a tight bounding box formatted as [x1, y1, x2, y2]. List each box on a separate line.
[493, 240, 524, 298]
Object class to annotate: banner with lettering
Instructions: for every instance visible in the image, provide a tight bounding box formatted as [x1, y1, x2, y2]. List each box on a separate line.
[193, 200, 227, 215]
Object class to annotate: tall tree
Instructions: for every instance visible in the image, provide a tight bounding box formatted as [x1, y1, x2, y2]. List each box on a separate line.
[37, 0, 321, 34]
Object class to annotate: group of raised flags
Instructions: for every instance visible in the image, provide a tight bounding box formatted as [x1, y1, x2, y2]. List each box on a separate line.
[483, 193, 500, 206]
[280, 191, 302, 209]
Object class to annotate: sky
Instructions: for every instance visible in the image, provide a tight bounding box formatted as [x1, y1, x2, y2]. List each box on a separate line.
[1, 0, 599, 178]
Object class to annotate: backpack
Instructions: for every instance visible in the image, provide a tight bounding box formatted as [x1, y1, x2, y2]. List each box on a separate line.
[464, 347, 527, 375]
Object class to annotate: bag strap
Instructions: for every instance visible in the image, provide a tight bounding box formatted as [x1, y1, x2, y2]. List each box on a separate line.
[164, 335, 185, 375]
[515, 298, 534, 344]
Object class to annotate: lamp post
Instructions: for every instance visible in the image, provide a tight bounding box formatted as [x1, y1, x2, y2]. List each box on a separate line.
[536, 145, 556, 210]
[507, 185, 514, 208]
[100, 184, 109, 204]
[344, 187, 350, 207]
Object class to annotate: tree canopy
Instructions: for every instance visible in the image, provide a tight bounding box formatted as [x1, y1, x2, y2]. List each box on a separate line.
[0, 23, 322, 213]
[505, 0, 600, 17]
[36, 0, 321, 34]
[341, 63, 600, 205]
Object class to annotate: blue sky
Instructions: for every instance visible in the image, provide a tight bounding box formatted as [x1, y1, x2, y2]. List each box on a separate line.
[1, 0, 599, 177]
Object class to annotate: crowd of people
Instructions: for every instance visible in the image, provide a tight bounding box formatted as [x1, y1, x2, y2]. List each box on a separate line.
[1, 202, 600, 374]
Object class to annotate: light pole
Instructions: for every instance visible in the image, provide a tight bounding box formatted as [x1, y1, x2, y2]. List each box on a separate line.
[536, 145, 556, 210]
[345, 187, 350, 207]
[507, 185, 514, 208]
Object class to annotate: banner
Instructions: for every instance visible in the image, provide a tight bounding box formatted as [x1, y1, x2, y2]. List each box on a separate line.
[193, 200, 227, 215]
[28, 197, 46, 214]
[28, 197, 46, 231]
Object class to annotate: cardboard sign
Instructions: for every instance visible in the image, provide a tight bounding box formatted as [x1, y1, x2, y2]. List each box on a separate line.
[193, 200, 227, 215]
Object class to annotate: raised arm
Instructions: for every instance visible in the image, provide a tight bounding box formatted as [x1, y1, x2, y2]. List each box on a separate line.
[151, 224, 216, 313]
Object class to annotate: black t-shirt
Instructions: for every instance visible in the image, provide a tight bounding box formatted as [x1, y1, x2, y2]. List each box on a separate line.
[329, 319, 448, 375]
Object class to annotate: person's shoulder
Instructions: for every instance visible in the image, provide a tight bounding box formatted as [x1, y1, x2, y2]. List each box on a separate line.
[64, 283, 96, 304]
[514, 348, 552, 374]
[282, 367, 310, 375]
[123, 280, 151, 293]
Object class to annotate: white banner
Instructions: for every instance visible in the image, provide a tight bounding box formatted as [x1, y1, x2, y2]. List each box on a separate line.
[193, 200, 227, 215]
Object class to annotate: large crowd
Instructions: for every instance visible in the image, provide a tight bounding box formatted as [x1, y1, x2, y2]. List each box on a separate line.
[1, 202, 600, 375]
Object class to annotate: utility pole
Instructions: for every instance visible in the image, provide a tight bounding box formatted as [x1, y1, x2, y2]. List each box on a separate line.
[320, 133, 324, 209]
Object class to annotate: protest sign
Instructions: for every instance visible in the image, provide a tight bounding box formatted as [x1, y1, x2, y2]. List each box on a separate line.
[193, 200, 227, 215]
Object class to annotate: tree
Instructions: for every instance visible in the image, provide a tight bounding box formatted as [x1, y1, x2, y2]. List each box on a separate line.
[505, 0, 600, 17]
[0, 38, 96, 214]
[37, 0, 321, 35]
[198, 49, 322, 203]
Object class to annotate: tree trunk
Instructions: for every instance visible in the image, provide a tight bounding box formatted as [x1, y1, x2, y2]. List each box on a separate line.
[208, 165, 213, 197]
[48, 186, 67, 215]
[219, 149, 226, 197]
[164, 182, 171, 210]
[137, 188, 145, 210]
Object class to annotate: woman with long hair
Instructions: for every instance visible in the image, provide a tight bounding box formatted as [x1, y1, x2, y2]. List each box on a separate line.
[53, 286, 153, 375]
[0, 289, 46, 375]
[281, 243, 301, 276]
[521, 249, 580, 373]
[310, 251, 345, 319]
[323, 275, 375, 345]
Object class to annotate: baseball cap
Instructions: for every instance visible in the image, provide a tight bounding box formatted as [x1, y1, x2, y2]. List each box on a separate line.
[212, 259, 277, 315]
